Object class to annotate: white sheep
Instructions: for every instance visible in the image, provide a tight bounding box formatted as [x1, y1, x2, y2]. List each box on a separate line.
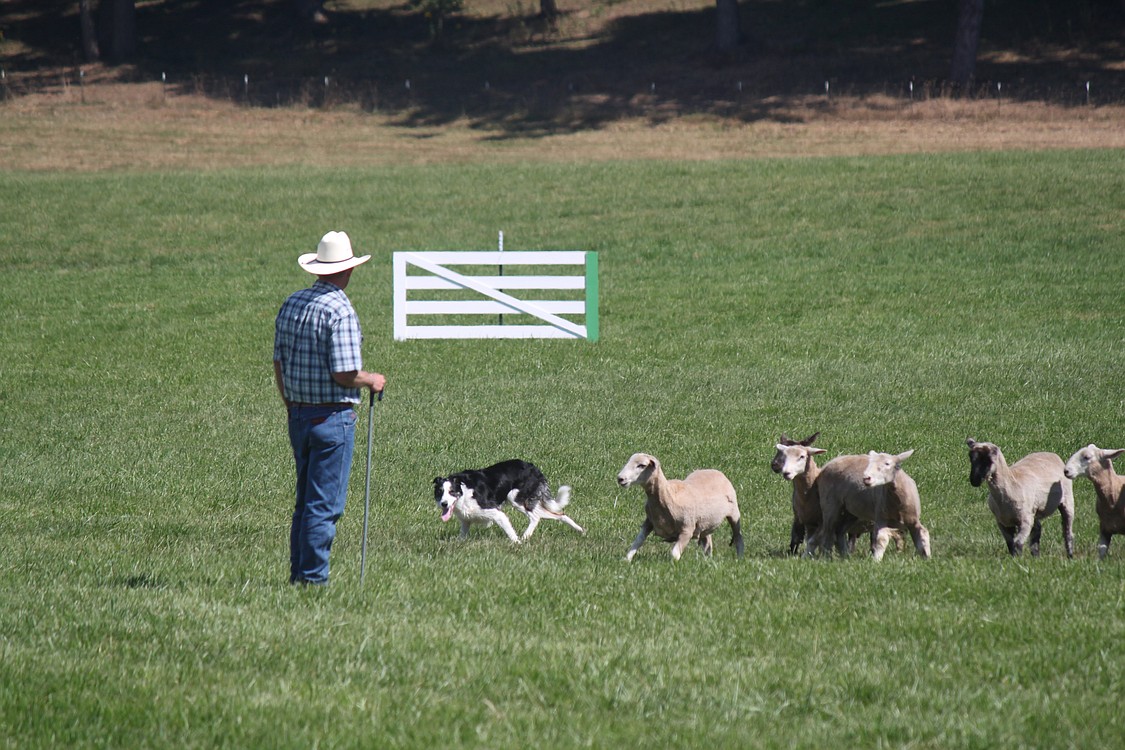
[859, 450, 932, 560]
[1064, 444, 1125, 559]
[808, 451, 927, 560]
[616, 452, 743, 561]
[966, 438, 1075, 558]
[804, 454, 879, 557]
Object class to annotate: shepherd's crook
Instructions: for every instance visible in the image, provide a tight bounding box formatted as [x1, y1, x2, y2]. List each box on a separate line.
[360, 389, 383, 585]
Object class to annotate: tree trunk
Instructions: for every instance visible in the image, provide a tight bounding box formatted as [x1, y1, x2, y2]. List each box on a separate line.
[950, 0, 984, 88]
[98, 0, 136, 63]
[714, 0, 743, 54]
[79, 0, 100, 62]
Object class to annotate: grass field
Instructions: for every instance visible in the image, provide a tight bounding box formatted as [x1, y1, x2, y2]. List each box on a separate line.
[1, 149, 1124, 747]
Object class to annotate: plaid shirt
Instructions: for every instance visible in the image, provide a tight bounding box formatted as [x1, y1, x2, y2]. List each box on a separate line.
[274, 280, 364, 405]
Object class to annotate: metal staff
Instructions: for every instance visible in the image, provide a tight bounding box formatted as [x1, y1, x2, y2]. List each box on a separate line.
[360, 388, 383, 585]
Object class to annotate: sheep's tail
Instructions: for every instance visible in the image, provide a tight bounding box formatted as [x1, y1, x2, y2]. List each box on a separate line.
[541, 485, 572, 514]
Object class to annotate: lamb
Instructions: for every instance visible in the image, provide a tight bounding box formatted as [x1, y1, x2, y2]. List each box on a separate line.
[616, 452, 743, 561]
[772, 440, 830, 556]
[966, 438, 1075, 558]
[770, 431, 822, 554]
[858, 450, 932, 560]
[1064, 444, 1125, 559]
[770, 431, 821, 474]
[808, 451, 929, 560]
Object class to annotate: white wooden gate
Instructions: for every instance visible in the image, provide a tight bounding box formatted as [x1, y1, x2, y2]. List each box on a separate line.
[392, 250, 599, 341]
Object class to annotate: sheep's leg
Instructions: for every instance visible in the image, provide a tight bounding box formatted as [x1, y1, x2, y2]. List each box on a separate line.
[803, 524, 821, 557]
[910, 524, 931, 559]
[671, 526, 696, 561]
[789, 519, 805, 556]
[1028, 519, 1043, 557]
[729, 518, 744, 559]
[802, 525, 823, 559]
[998, 522, 1019, 555]
[625, 519, 653, 562]
[1058, 499, 1075, 559]
[871, 524, 894, 561]
[816, 503, 844, 559]
[699, 534, 713, 557]
[833, 514, 854, 558]
[1097, 531, 1111, 560]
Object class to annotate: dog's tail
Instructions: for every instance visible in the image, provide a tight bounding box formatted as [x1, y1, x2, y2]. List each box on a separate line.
[540, 485, 572, 515]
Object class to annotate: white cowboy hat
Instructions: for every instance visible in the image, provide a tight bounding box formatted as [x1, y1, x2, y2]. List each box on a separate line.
[297, 231, 371, 275]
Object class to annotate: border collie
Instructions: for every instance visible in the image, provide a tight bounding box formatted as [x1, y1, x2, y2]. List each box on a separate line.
[433, 459, 584, 542]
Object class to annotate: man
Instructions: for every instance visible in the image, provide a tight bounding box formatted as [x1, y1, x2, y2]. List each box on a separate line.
[273, 230, 386, 586]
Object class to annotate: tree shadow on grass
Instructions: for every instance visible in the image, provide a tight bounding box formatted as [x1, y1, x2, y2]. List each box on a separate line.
[2, 0, 1123, 134]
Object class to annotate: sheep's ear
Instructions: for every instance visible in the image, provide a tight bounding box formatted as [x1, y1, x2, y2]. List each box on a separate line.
[1102, 448, 1125, 461]
[775, 443, 787, 452]
[897, 449, 915, 463]
[867, 450, 878, 459]
[966, 438, 976, 448]
[809, 447, 827, 455]
[778, 433, 791, 445]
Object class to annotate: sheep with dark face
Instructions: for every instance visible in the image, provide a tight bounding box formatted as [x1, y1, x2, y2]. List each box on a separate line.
[617, 453, 743, 562]
[967, 438, 1075, 558]
[773, 434, 894, 556]
[770, 432, 821, 554]
[770, 431, 821, 474]
[1064, 444, 1125, 559]
[773, 441, 831, 556]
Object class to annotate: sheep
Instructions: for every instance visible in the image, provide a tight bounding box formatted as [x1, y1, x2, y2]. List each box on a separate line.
[770, 431, 821, 474]
[808, 451, 927, 560]
[966, 438, 1075, 558]
[770, 431, 821, 554]
[859, 450, 932, 560]
[773, 435, 896, 556]
[772, 440, 830, 556]
[616, 452, 743, 561]
[1064, 444, 1125, 559]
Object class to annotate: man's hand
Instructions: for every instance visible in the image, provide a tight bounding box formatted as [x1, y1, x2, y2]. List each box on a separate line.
[333, 370, 385, 394]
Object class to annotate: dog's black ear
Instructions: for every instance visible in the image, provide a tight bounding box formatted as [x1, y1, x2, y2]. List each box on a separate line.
[433, 477, 443, 487]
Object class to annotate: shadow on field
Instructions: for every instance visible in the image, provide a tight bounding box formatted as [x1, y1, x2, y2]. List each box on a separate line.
[3, 0, 1124, 133]
[119, 573, 166, 590]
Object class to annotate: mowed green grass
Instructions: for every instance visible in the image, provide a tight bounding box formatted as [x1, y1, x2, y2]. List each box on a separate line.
[1, 151, 1123, 748]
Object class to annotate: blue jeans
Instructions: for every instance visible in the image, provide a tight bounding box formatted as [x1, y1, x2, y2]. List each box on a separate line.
[287, 405, 358, 584]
